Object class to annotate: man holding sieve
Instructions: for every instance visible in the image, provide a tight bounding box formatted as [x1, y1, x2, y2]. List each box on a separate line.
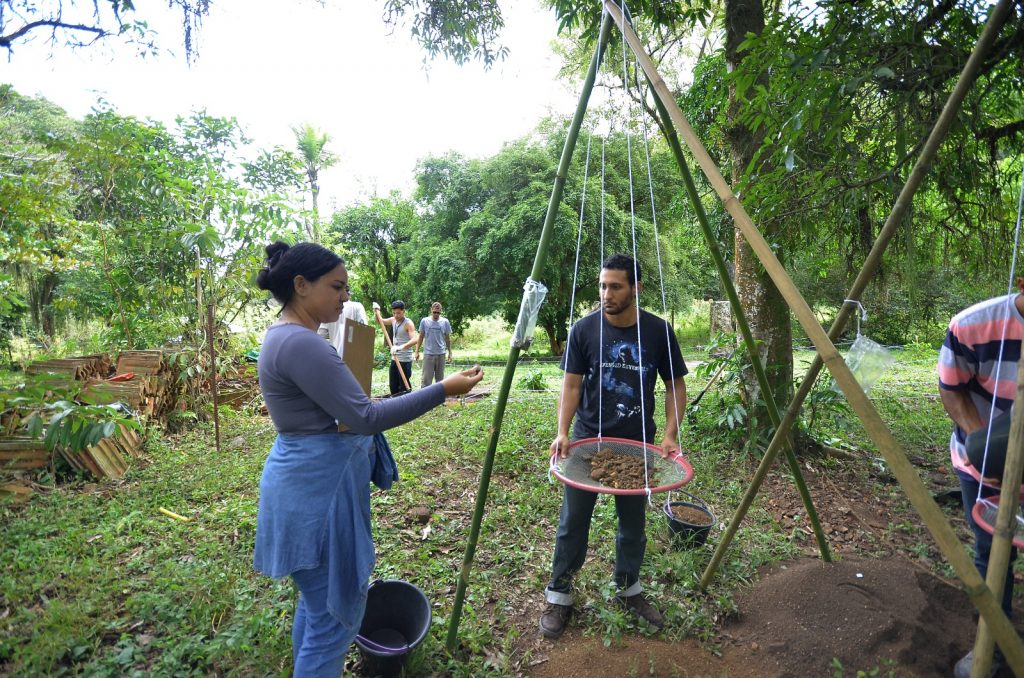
[539, 253, 688, 640]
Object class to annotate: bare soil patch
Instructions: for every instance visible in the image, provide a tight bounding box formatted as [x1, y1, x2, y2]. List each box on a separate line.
[524, 453, 1024, 677]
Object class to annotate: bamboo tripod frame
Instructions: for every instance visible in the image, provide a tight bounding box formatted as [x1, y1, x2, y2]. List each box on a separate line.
[603, 1, 1024, 674]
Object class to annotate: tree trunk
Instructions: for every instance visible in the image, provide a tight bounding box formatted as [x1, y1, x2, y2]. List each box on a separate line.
[545, 323, 564, 357]
[30, 272, 59, 339]
[725, 0, 793, 433]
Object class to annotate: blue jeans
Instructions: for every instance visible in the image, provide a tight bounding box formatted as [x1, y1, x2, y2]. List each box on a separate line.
[545, 483, 647, 605]
[958, 469, 1015, 617]
[291, 562, 362, 677]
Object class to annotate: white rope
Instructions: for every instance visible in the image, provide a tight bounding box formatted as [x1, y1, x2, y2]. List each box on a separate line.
[976, 161, 1024, 501]
[843, 298, 867, 337]
[553, 130, 595, 482]
[596, 128, 609, 444]
[639, 88, 684, 507]
[617, 0, 653, 504]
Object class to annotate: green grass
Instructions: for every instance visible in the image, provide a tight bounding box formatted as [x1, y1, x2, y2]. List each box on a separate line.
[1, 339, 955, 676]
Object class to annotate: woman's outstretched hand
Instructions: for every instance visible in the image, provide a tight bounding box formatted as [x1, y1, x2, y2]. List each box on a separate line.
[442, 365, 484, 396]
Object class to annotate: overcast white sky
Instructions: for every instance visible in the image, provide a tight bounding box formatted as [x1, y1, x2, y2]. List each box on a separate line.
[1, 0, 578, 209]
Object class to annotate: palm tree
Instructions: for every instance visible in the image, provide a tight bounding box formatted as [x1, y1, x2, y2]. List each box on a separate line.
[292, 123, 338, 242]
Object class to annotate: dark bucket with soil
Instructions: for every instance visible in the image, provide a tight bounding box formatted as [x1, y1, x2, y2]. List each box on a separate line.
[355, 579, 432, 677]
[664, 492, 715, 548]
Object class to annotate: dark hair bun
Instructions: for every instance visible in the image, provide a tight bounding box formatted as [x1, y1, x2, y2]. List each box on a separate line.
[254, 241, 343, 307]
[256, 241, 291, 290]
[266, 241, 289, 267]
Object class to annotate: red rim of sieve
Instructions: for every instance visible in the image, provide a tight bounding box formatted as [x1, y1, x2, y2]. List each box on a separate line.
[971, 495, 1024, 550]
[549, 436, 694, 495]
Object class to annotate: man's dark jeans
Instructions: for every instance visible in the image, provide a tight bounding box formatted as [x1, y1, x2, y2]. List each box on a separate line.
[545, 483, 647, 602]
[958, 468, 1015, 616]
[388, 360, 412, 395]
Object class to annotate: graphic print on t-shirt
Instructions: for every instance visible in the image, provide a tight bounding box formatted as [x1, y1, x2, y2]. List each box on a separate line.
[598, 338, 652, 431]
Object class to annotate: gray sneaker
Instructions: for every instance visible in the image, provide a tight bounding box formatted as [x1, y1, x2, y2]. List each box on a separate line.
[954, 649, 1005, 678]
[617, 593, 664, 629]
[539, 602, 572, 639]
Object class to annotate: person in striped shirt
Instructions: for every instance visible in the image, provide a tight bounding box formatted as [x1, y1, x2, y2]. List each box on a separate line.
[938, 279, 1024, 677]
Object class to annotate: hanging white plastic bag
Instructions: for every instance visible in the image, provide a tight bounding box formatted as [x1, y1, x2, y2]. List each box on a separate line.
[836, 334, 896, 394]
[831, 299, 895, 395]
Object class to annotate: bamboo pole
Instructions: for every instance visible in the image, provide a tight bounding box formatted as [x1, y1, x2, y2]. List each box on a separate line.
[374, 309, 413, 393]
[694, 0, 1017, 590]
[207, 302, 221, 454]
[971, 352, 1024, 676]
[444, 11, 615, 653]
[648, 84, 831, 562]
[604, 0, 1024, 672]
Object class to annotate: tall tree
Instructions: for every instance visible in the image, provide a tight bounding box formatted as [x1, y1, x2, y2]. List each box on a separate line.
[326, 192, 419, 308]
[0, 86, 80, 338]
[724, 0, 793, 424]
[292, 123, 337, 243]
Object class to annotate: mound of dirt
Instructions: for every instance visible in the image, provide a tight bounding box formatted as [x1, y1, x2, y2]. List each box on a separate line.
[720, 556, 976, 676]
[530, 556, 985, 677]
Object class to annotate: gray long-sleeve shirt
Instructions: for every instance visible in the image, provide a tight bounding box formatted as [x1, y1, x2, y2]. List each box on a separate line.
[258, 323, 445, 434]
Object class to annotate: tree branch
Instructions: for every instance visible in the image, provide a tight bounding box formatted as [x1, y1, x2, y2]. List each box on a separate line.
[0, 19, 109, 49]
[977, 119, 1024, 143]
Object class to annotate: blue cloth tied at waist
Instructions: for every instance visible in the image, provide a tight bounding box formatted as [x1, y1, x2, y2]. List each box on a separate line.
[254, 431, 398, 632]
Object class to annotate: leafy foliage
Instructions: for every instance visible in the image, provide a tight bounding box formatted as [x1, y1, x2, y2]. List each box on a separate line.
[380, 0, 509, 66]
[0, 375, 139, 454]
[682, 0, 1024, 343]
[1, 89, 302, 351]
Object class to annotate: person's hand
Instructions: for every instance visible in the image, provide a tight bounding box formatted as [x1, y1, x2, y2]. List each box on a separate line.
[550, 433, 571, 460]
[446, 353, 453, 364]
[414, 352, 420, 361]
[390, 345, 399, 356]
[659, 436, 680, 459]
[372, 302, 381, 313]
[441, 364, 483, 396]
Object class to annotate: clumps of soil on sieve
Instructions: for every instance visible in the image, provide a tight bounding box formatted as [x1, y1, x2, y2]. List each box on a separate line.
[586, 448, 658, 489]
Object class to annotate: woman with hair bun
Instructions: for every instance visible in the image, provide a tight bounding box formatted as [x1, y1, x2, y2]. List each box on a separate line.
[252, 241, 483, 676]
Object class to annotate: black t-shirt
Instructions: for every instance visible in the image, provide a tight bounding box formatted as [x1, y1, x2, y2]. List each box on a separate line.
[562, 309, 687, 442]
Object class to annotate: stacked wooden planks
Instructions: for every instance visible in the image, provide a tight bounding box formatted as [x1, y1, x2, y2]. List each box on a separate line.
[58, 424, 143, 480]
[80, 375, 159, 412]
[0, 437, 49, 470]
[79, 350, 182, 419]
[25, 353, 112, 381]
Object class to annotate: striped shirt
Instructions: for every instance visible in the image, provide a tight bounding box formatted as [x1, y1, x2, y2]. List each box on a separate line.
[937, 293, 1023, 479]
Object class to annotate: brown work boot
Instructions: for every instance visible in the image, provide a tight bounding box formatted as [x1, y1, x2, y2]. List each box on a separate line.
[539, 602, 572, 639]
[618, 593, 664, 629]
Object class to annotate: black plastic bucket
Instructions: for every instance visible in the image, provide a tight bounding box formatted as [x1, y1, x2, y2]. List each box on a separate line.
[355, 579, 432, 677]
[664, 492, 715, 548]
